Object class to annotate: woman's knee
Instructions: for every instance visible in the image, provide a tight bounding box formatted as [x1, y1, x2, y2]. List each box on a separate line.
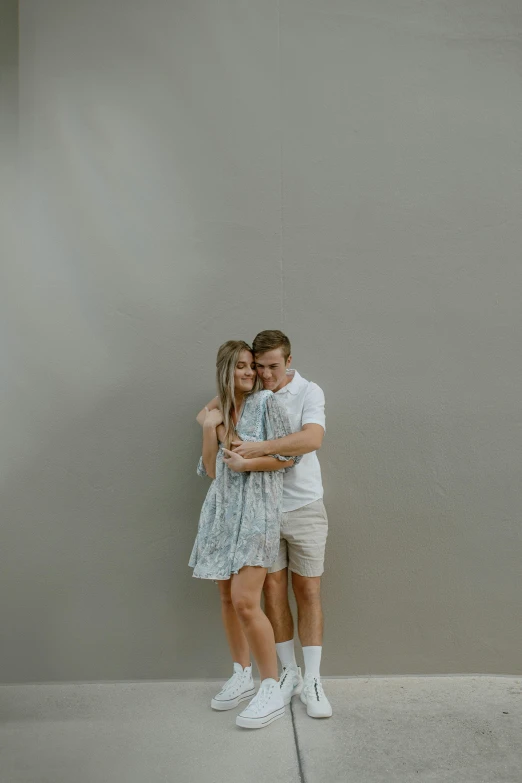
[231, 591, 257, 620]
[217, 579, 233, 607]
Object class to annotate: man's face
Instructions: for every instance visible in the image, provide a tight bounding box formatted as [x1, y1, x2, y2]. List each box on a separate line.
[255, 348, 292, 392]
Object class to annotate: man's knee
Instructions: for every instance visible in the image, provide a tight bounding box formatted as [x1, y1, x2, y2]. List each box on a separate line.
[264, 569, 288, 602]
[292, 574, 321, 604]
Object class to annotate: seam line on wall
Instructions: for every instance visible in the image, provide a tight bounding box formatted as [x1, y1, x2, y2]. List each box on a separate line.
[277, 0, 285, 328]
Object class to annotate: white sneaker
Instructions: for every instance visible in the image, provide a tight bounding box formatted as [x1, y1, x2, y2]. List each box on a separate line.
[300, 675, 333, 718]
[211, 663, 256, 711]
[236, 678, 285, 729]
[279, 665, 303, 705]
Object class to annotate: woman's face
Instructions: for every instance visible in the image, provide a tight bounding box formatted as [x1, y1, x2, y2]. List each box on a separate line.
[234, 350, 256, 394]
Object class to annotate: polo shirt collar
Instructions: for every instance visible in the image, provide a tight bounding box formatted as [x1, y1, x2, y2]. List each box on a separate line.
[276, 369, 305, 395]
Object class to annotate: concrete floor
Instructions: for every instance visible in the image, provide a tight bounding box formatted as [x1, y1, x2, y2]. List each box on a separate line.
[1, 677, 521, 783]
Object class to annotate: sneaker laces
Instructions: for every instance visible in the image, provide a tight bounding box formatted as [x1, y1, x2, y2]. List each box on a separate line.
[218, 669, 244, 696]
[280, 666, 291, 687]
[305, 677, 326, 702]
[248, 681, 275, 713]
[280, 665, 298, 689]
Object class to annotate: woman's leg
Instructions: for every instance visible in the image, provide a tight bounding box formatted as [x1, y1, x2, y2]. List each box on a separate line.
[231, 566, 278, 681]
[216, 579, 250, 669]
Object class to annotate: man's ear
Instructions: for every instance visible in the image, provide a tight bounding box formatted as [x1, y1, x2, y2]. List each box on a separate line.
[286, 354, 292, 368]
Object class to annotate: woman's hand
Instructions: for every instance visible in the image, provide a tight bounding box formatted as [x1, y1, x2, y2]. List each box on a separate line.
[204, 408, 223, 429]
[231, 440, 267, 458]
[222, 448, 247, 473]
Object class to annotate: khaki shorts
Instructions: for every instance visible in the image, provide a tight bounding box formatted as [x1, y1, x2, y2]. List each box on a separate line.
[268, 499, 328, 577]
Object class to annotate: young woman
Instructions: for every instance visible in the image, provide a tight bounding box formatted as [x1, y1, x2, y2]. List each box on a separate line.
[189, 340, 299, 729]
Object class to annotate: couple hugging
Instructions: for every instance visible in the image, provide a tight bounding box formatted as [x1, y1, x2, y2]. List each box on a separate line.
[190, 330, 331, 729]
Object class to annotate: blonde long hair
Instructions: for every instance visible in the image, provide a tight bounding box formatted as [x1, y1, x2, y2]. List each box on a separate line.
[216, 340, 262, 448]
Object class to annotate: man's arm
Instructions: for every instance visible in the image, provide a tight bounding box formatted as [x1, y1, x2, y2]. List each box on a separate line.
[233, 381, 326, 459]
[231, 423, 323, 459]
[196, 396, 219, 427]
[196, 397, 228, 443]
[223, 449, 294, 473]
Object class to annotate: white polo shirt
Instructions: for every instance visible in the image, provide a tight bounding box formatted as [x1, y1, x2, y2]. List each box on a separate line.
[274, 369, 325, 513]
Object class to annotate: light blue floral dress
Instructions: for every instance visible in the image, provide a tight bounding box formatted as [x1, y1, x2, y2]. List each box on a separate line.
[189, 390, 300, 580]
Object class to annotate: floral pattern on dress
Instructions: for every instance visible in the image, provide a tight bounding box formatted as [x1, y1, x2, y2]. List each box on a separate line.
[189, 390, 300, 580]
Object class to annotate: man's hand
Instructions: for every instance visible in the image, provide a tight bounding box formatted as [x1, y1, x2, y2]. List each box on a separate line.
[231, 440, 268, 459]
[222, 448, 248, 472]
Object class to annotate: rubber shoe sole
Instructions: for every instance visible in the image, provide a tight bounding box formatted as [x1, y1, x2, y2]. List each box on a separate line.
[211, 686, 256, 711]
[300, 692, 333, 718]
[236, 705, 285, 729]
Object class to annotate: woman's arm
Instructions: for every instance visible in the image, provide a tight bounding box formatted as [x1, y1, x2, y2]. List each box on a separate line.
[202, 424, 219, 479]
[222, 449, 294, 473]
[201, 409, 223, 479]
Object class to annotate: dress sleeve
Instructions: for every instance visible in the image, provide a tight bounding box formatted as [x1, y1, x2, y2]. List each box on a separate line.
[263, 393, 302, 470]
[196, 457, 208, 477]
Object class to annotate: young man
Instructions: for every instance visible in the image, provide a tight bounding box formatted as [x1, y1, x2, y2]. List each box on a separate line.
[201, 330, 332, 718]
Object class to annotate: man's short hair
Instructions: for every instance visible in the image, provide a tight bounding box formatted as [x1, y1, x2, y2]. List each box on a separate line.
[252, 330, 291, 361]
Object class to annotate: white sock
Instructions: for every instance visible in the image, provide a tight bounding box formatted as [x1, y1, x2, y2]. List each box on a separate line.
[275, 639, 298, 670]
[303, 646, 322, 679]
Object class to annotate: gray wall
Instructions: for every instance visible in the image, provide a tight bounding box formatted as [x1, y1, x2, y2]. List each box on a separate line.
[3, 0, 521, 682]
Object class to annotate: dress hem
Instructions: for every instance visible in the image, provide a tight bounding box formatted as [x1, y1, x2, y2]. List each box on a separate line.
[190, 560, 275, 580]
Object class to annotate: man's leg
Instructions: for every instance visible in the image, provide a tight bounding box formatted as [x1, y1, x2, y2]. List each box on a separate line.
[264, 567, 302, 705]
[285, 499, 328, 656]
[264, 534, 301, 703]
[264, 533, 295, 649]
[263, 568, 294, 644]
[287, 500, 332, 717]
[291, 573, 323, 647]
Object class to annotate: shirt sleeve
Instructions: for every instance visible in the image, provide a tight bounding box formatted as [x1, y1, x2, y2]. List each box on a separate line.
[301, 383, 326, 431]
[264, 393, 302, 470]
